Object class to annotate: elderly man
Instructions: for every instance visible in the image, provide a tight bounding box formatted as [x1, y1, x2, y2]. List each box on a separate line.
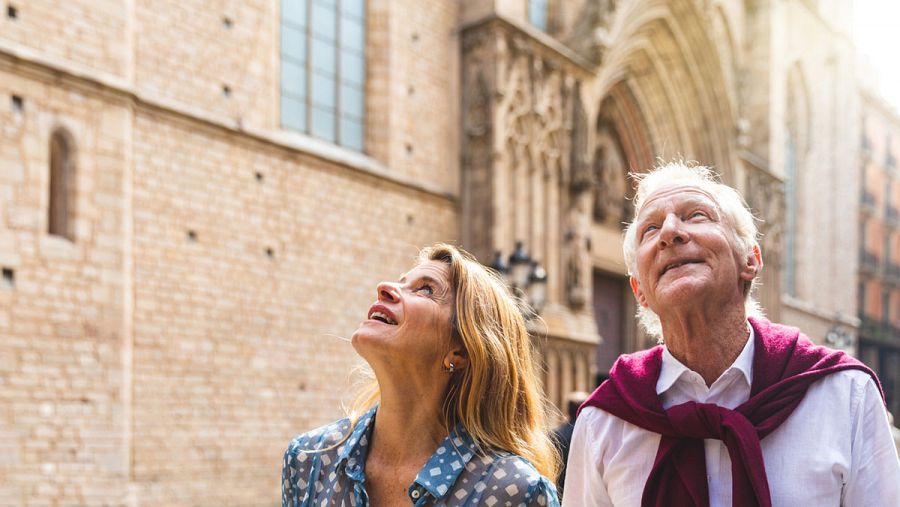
[563, 162, 900, 506]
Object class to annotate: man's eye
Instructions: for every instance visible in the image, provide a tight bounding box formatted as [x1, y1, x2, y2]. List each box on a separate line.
[642, 224, 659, 237]
[417, 284, 434, 295]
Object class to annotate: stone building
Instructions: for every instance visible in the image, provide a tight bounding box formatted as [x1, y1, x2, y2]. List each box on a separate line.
[858, 87, 900, 424]
[0, 0, 877, 505]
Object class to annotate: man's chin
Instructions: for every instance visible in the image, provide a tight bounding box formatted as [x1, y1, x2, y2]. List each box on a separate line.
[653, 279, 711, 306]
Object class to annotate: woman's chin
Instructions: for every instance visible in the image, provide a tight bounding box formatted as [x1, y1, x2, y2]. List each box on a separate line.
[350, 328, 390, 355]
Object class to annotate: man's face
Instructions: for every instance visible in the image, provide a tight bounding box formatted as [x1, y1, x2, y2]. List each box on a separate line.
[629, 184, 758, 314]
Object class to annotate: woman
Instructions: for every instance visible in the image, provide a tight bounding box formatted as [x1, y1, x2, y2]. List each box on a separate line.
[282, 243, 560, 506]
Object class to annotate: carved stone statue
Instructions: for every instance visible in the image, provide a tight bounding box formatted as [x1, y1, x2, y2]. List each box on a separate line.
[592, 125, 628, 226]
[565, 0, 618, 65]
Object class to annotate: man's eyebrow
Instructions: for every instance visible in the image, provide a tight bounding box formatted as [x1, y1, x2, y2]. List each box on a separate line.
[638, 197, 716, 218]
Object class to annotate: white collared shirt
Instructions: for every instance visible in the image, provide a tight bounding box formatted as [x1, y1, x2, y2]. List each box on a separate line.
[562, 325, 900, 507]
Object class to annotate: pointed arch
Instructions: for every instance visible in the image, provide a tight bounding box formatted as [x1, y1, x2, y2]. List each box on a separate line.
[590, 0, 739, 180]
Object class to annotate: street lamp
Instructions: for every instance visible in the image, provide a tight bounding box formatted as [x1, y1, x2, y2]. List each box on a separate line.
[488, 241, 548, 317]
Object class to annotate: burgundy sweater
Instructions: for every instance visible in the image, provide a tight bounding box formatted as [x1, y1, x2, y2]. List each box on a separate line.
[580, 317, 882, 507]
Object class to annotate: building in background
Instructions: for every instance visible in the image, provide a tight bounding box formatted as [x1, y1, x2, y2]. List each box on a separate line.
[858, 87, 900, 424]
[0, 0, 890, 505]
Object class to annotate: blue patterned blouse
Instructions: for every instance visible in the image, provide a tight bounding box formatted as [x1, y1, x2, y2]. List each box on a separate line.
[282, 407, 560, 506]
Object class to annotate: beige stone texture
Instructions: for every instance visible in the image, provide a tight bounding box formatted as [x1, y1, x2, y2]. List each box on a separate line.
[1, 0, 892, 504]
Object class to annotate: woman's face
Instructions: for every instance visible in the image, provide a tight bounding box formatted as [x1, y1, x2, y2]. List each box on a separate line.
[351, 260, 456, 368]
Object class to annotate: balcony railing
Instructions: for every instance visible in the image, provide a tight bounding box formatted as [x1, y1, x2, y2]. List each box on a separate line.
[860, 250, 880, 273]
[859, 317, 900, 344]
[885, 263, 900, 283]
[862, 190, 877, 210]
[888, 207, 900, 226]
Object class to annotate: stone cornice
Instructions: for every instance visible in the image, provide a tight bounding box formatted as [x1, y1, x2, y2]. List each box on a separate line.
[0, 38, 456, 203]
[458, 13, 595, 77]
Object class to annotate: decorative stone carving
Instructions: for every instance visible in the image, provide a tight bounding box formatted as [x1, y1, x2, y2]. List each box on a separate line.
[461, 18, 594, 314]
[564, 0, 618, 65]
[570, 83, 592, 193]
[592, 124, 628, 226]
[743, 165, 785, 319]
[744, 167, 785, 269]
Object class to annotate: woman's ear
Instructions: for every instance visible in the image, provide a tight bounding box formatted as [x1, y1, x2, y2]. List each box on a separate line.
[443, 347, 468, 372]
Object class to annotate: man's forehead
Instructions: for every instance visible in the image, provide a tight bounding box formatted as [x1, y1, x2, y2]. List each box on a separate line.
[637, 184, 719, 217]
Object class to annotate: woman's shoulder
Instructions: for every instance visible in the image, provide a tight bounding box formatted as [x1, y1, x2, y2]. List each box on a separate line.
[285, 416, 355, 456]
[472, 451, 559, 504]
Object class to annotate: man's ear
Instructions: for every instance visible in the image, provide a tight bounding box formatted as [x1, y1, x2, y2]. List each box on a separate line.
[740, 244, 763, 283]
[630, 276, 649, 308]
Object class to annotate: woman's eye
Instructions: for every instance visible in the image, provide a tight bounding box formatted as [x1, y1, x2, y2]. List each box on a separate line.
[690, 211, 707, 220]
[417, 284, 434, 295]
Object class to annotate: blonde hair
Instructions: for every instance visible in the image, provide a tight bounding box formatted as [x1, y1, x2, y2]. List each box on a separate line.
[348, 243, 560, 479]
[621, 161, 764, 339]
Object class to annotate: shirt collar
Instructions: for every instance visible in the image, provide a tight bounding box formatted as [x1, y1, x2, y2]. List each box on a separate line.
[657, 322, 755, 394]
[337, 406, 377, 481]
[409, 424, 479, 501]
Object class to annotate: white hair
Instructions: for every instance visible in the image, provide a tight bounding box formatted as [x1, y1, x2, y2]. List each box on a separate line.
[622, 161, 764, 340]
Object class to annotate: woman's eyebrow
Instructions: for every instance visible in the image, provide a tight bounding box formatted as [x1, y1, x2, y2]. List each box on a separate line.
[398, 275, 444, 288]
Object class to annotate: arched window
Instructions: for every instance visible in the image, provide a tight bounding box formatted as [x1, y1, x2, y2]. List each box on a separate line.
[48, 129, 75, 240]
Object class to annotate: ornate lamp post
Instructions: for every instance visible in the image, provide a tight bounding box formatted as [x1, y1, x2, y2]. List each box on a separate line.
[489, 241, 548, 317]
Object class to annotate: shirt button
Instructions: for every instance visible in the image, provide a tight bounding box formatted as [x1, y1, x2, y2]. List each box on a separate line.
[411, 489, 421, 499]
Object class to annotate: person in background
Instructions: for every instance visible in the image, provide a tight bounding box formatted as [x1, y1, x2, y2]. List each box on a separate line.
[551, 390, 590, 497]
[563, 161, 900, 506]
[283, 243, 560, 506]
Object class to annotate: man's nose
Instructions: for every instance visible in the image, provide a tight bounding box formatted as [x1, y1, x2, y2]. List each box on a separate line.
[659, 214, 688, 248]
[376, 282, 400, 302]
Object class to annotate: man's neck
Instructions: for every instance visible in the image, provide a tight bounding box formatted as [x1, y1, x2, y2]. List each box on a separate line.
[660, 309, 750, 386]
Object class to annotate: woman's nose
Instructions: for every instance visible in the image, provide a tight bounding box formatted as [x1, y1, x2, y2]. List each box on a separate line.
[376, 282, 400, 302]
[659, 214, 688, 247]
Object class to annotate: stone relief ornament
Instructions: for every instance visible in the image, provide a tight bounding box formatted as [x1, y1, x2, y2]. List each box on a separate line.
[745, 167, 785, 269]
[462, 19, 595, 311]
[565, 0, 618, 65]
[592, 125, 628, 226]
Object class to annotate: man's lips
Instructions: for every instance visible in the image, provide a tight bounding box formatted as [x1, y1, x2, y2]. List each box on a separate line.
[659, 260, 705, 277]
[367, 304, 398, 325]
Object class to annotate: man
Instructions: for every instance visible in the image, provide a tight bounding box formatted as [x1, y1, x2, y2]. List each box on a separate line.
[563, 162, 900, 506]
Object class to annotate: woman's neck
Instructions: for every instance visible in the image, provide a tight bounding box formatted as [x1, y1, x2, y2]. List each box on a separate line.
[368, 379, 449, 465]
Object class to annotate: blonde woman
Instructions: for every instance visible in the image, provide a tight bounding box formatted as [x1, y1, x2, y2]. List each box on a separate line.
[282, 244, 560, 506]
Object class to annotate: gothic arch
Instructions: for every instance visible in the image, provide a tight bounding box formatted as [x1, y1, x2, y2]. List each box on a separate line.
[590, 0, 739, 180]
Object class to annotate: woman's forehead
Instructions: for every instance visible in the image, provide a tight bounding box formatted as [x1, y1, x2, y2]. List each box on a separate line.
[399, 260, 450, 283]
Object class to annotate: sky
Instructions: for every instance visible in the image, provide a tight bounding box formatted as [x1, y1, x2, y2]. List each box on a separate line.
[853, 1, 900, 110]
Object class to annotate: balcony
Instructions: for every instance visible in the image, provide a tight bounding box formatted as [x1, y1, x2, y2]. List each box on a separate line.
[888, 206, 900, 227]
[887, 263, 900, 284]
[861, 190, 877, 214]
[860, 250, 880, 274]
[859, 317, 900, 345]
